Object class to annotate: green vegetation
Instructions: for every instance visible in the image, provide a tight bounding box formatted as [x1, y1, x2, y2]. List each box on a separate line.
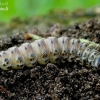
[0, 0, 100, 22]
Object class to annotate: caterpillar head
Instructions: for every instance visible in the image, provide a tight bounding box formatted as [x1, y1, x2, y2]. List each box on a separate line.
[0, 51, 12, 70]
[69, 38, 80, 62]
[8, 47, 24, 69]
[19, 43, 37, 67]
[58, 37, 69, 62]
[44, 37, 60, 63]
[31, 39, 49, 65]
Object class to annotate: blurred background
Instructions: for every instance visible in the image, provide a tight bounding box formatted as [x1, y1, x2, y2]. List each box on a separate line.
[0, 0, 100, 38]
[0, 0, 100, 23]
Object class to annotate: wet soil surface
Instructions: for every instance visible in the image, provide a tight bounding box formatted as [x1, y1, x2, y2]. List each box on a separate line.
[0, 18, 100, 100]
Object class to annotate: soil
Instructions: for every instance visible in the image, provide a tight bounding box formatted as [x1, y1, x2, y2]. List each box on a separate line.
[0, 9, 100, 100]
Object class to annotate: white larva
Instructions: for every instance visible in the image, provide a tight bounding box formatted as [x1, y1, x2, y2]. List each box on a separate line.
[69, 38, 80, 62]
[44, 37, 60, 63]
[88, 50, 98, 67]
[0, 36, 99, 70]
[76, 42, 88, 62]
[0, 51, 12, 70]
[58, 37, 69, 62]
[94, 55, 100, 68]
[81, 46, 93, 65]
[7, 46, 24, 69]
[31, 39, 49, 65]
[18, 43, 37, 67]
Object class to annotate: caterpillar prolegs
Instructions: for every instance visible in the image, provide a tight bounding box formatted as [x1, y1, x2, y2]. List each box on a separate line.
[0, 36, 100, 70]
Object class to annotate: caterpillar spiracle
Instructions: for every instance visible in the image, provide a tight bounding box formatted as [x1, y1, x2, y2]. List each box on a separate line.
[0, 36, 100, 70]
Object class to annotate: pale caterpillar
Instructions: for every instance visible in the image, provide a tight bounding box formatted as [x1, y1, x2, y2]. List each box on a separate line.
[0, 36, 100, 70]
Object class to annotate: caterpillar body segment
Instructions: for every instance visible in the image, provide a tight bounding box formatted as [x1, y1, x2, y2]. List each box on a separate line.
[95, 55, 100, 68]
[58, 37, 70, 62]
[91, 54, 100, 68]
[44, 37, 60, 63]
[76, 42, 89, 62]
[81, 46, 94, 66]
[87, 50, 98, 67]
[18, 43, 37, 67]
[69, 38, 80, 62]
[0, 51, 12, 70]
[0, 36, 100, 70]
[31, 39, 49, 65]
[75, 42, 89, 65]
[7, 46, 24, 70]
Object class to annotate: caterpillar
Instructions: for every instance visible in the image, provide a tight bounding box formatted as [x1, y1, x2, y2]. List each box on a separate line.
[0, 36, 100, 70]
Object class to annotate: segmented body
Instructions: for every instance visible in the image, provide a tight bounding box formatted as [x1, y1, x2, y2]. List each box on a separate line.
[0, 37, 100, 70]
